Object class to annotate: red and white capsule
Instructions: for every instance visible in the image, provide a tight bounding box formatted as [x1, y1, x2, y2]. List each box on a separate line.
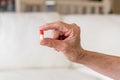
[40, 30, 44, 40]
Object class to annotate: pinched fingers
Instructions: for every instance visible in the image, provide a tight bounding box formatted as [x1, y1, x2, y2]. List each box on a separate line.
[40, 21, 69, 32]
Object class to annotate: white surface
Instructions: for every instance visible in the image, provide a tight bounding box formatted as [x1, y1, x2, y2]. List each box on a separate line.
[0, 69, 100, 80]
[0, 13, 71, 69]
[76, 65, 113, 80]
[0, 13, 120, 80]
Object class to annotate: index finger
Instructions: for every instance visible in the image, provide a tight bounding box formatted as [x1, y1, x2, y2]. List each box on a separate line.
[40, 21, 69, 32]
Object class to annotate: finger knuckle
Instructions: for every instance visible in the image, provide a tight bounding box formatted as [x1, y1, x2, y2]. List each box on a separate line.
[77, 26, 80, 32]
[56, 21, 63, 24]
[72, 23, 77, 26]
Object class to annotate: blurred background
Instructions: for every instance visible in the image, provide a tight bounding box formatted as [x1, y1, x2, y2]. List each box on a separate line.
[0, 0, 120, 14]
[0, 0, 120, 80]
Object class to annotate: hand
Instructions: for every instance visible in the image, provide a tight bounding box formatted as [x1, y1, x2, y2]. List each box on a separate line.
[40, 21, 84, 62]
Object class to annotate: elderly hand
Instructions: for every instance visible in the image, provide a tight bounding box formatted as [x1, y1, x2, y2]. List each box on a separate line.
[40, 21, 84, 62]
[40, 21, 120, 80]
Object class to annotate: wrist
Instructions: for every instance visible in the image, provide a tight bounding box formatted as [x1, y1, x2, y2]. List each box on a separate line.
[73, 48, 86, 63]
[66, 47, 86, 63]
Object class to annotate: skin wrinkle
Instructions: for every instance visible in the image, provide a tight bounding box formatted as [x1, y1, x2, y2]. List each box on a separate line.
[80, 50, 120, 80]
[40, 21, 120, 80]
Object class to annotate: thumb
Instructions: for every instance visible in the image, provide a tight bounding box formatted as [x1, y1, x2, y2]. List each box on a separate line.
[40, 38, 63, 49]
